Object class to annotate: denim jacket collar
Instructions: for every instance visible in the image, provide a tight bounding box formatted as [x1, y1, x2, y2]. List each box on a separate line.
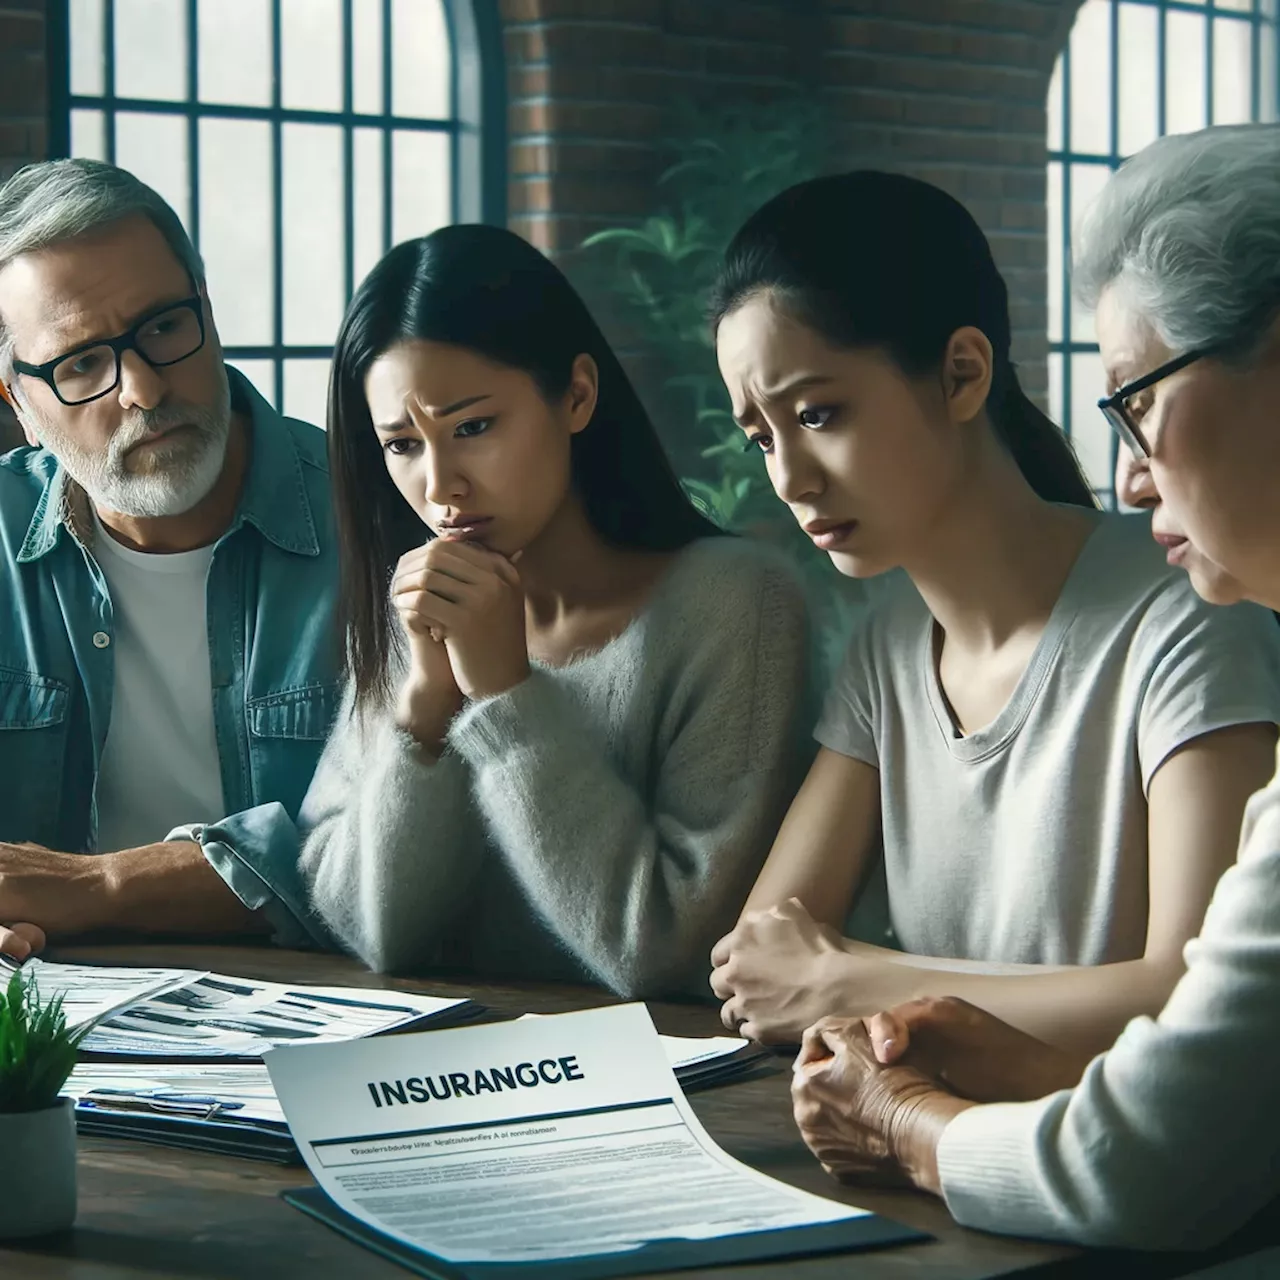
[16, 367, 320, 564]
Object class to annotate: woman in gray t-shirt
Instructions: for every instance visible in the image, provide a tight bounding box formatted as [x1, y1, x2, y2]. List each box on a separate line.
[709, 171, 1280, 1058]
[788, 121, 1280, 1258]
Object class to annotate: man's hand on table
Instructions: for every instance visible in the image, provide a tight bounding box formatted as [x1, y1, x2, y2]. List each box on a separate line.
[0, 921, 47, 961]
[0, 839, 268, 949]
[0, 842, 115, 946]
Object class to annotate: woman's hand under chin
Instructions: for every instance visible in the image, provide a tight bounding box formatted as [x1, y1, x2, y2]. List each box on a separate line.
[392, 543, 466, 750]
[392, 537, 530, 701]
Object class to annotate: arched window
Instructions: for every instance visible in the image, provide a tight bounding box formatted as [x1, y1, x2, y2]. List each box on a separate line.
[47, 0, 504, 426]
[1047, 0, 1278, 505]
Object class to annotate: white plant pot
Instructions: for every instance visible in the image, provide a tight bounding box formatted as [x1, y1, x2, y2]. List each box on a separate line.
[0, 1098, 77, 1238]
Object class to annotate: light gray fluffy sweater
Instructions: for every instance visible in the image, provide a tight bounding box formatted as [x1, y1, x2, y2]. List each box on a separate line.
[297, 537, 813, 998]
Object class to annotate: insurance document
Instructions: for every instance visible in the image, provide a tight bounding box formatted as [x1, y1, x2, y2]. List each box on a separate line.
[267, 1004, 881, 1268]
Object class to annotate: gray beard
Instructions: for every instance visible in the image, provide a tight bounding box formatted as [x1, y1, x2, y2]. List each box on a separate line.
[32, 364, 234, 519]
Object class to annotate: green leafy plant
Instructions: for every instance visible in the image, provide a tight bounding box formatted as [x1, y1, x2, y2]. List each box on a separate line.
[0, 969, 87, 1113]
[579, 96, 881, 674]
[581, 98, 825, 511]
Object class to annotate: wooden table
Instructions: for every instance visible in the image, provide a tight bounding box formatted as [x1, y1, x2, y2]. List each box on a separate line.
[0, 943, 1270, 1280]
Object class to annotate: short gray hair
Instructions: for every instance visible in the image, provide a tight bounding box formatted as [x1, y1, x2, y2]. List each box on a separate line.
[0, 158, 204, 384]
[1073, 123, 1280, 359]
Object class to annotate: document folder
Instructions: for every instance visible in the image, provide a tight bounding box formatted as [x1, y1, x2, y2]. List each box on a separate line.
[76, 1103, 299, 1163]
[283, 1184, 926, 1279]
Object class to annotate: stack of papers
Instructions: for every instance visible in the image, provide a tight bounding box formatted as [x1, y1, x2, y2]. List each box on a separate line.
[661, 1033, 772, 1091]
[65, 1062, 297, 1163]
[61, 1033, 775, 1164]
[16, 958, 478, 1160]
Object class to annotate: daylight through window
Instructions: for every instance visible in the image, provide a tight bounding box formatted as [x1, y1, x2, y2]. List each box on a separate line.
[63, 0, 462, 427]
[1047, 0, 1278, 505]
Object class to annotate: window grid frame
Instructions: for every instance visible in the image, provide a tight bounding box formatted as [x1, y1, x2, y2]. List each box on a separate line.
[1048, 0, 1278, 507]
[52, 0, 479, 418]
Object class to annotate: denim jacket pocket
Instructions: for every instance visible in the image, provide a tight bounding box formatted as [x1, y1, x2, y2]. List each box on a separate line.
[0, 667, 69, 730]
[244, 681, 340, 820]
[0, 668, 70, 833]
[247, 682, 340, 742]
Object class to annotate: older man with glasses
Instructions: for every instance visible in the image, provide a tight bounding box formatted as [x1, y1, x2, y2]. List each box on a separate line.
[0, 158, 340, 959]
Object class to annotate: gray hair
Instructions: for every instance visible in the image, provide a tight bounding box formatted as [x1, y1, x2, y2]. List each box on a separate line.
[0, 158, 204, 386]
[1073, 123, 1280, 360]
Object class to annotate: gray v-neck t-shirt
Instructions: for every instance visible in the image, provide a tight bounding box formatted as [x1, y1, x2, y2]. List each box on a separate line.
[816, 512, 1280, 966]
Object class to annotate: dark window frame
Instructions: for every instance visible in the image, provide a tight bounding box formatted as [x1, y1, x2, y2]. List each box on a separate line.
[44, 0, 506, 416]
[1050, 0, 1278, 507]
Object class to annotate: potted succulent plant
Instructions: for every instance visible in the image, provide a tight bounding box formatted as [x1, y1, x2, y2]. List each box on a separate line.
[0, 967, 86, 1238]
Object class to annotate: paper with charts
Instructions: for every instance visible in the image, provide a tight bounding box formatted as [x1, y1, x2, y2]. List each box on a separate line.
[23, 959, 470, 1057]
[20, 957, 200, 1030]
[265, 1002, 869, 1266]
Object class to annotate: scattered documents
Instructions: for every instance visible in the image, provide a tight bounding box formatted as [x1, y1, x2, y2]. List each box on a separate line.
[70, 970, 478, 1059]
[61, 1029, 771, 1164]
[269, 1004, 921, 1277]
[15, 957, 478, 1057]
[19, 957, 200, 1030]
[66, 1061, 286, 1125]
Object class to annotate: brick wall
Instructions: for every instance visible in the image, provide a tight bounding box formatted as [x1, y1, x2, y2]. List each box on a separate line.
[500, 0, 1083, 402]
[500, 0, 815, 253]
[0, 0, 1085, 446]
[819, 0, 1084, 402]
[0, 1, 47, 448]
[0, 2, 45, 182]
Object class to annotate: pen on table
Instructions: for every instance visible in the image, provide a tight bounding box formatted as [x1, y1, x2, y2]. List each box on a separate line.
[79, 1089, 246, 1120]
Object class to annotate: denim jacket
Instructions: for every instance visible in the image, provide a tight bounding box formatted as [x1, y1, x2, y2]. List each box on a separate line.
[0, 371, 341, 940]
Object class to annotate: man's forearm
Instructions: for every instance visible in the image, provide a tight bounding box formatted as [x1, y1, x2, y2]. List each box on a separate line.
[94, 842, 270, 936]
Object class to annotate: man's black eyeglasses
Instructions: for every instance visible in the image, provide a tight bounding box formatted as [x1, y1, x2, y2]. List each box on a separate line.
[12, 296, 207, 407]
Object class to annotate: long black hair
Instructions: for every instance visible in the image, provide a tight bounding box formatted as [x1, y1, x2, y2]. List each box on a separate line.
[710, 171, 1095, 509]
[329, 223, 722, 705]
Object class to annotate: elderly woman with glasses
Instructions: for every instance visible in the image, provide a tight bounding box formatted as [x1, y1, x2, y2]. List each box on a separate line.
[788, 122, 1280, 1252]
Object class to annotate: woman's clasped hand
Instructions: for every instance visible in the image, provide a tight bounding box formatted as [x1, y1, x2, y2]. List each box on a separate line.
[392, 538, 529, 704]
[790, 997, 1090, 1191]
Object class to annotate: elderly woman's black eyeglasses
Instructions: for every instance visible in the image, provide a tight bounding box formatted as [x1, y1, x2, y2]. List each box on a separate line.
[1097, 344, 1220, 459]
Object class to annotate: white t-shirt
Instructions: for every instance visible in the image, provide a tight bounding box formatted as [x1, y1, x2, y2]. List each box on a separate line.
[92, 514, 227, 853]
[816, 511, 1280, 966]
